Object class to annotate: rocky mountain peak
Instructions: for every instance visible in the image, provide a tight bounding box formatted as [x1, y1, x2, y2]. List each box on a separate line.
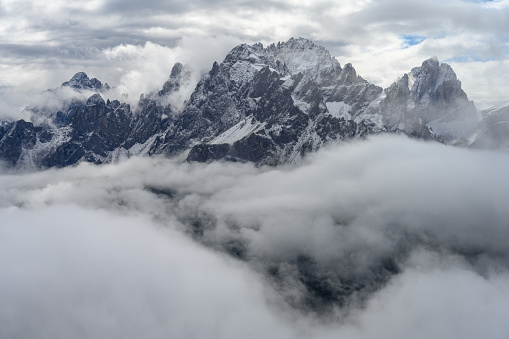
[68, 72, 89, 83]
[170, 62, 185, 77]
[267, 37, 341, 78]
[159, 62, 192, 96]
[86, 94, 105, 106]
[402, 57, 479, 139]
[2, 37, 502, 170]
[421, 56, 439, 67]
[62, 72, 109, 92]
[220, 37, 342, 81]
[224, 43, 263, 62]
[410, 57, 458, 96]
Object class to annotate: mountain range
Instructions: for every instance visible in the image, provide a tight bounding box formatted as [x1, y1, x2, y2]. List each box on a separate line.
[1, 37, 507, 169]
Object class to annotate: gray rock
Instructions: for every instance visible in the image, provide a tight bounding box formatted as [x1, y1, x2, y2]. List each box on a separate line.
[1, 38, 494, 169]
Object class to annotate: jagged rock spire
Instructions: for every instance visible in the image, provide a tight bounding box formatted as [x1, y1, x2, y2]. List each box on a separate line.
[62, 72, 109, 92]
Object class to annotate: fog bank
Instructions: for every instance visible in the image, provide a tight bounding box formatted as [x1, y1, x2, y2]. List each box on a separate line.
[1, 134, 509, 338]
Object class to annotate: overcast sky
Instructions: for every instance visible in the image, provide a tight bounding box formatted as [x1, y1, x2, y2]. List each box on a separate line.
[1, 0, 508, 117]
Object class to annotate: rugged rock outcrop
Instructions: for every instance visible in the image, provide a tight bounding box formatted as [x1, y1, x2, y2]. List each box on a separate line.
[0, 38, 489, 169]
[61, 72, 110, 92]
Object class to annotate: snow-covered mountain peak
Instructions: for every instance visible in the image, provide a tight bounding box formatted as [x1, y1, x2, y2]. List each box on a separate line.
[62, 72, 109, 92]
[411, 57, 458, 94]
[68, 72, 89, 83]
[223, 43, 267, 65]
[422, 56, 439, 67]
[4, 37, 502, 170]
[266, 37, 341, 78]
[221, 38, 342, 81]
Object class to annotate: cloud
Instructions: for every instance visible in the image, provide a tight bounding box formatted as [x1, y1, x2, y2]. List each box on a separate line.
[339, 251, 509, 339]
[103, 36, 243, 107]
[0, 205, 302, 339]
[0, 34, 242, 120]
[1, 135, 509, 337]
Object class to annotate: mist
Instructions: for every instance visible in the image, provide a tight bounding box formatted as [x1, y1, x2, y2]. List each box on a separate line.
[1, 134, 509, 338]
[0, 36, 242, 122]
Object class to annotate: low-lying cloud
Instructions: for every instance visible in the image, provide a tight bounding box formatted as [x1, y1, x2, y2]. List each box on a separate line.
[1, 134, 509, 338]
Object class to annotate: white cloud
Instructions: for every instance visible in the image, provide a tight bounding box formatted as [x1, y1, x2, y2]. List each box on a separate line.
[0, 205, 302, 339]
[450, 59, 509, 109]
[1, 135, 509, 337]
[339, 252, 509, 339]
[104, 42, 176, 104]
[482, 0, 509, 8]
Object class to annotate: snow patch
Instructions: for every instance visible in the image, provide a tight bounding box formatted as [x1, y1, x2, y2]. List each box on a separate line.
[229, 62, 262, 86]
[16, 127, 73, 170]
[435, 64, 456, 90]
[292, 96, 311, 114]
[326, 101, 352, 120]
[129, 134, 161, 156]
[209, 117, 265, 145]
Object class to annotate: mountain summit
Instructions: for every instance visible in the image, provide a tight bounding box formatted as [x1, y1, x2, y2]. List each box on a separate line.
[62, 72, 110, 92]
[0, 37, 496, 169]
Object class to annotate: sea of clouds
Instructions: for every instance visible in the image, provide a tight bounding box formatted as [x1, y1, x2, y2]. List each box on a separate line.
[1, 134, 509, 339]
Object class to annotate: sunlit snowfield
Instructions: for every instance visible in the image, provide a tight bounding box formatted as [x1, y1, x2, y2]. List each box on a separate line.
[1, 134, 509, 339]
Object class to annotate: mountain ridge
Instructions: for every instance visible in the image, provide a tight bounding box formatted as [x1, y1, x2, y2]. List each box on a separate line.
[0, 37, 502, 169]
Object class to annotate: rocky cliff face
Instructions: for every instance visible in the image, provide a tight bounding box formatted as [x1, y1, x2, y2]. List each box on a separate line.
[377, 57, 480, 142]
[408, 57, 479, 140]
[0, 38, 487, 169]
[61, 72, 110, 92]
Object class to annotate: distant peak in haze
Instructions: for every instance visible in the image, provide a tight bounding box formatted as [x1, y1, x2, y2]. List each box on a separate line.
[62, 72, 110, 92]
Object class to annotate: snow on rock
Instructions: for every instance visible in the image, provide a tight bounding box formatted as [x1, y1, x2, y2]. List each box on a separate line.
[209, 117, 266, 145]
[106, 147, 130, 163]
[267, 37, 341, 79]
[15, 126, 73, 170]
[1, 38, 484, 169]
[62, 72, 109, 92]
[86, 94, 105, 106]
[129, 134, 162, 157]
[326, 102, 352, 120]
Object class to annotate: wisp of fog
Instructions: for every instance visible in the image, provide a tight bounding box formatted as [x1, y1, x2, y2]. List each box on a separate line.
[1, 134, 509, 339]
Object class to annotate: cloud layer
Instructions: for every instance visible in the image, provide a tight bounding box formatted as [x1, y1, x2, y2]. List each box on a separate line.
[1, 134, 509, 338]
